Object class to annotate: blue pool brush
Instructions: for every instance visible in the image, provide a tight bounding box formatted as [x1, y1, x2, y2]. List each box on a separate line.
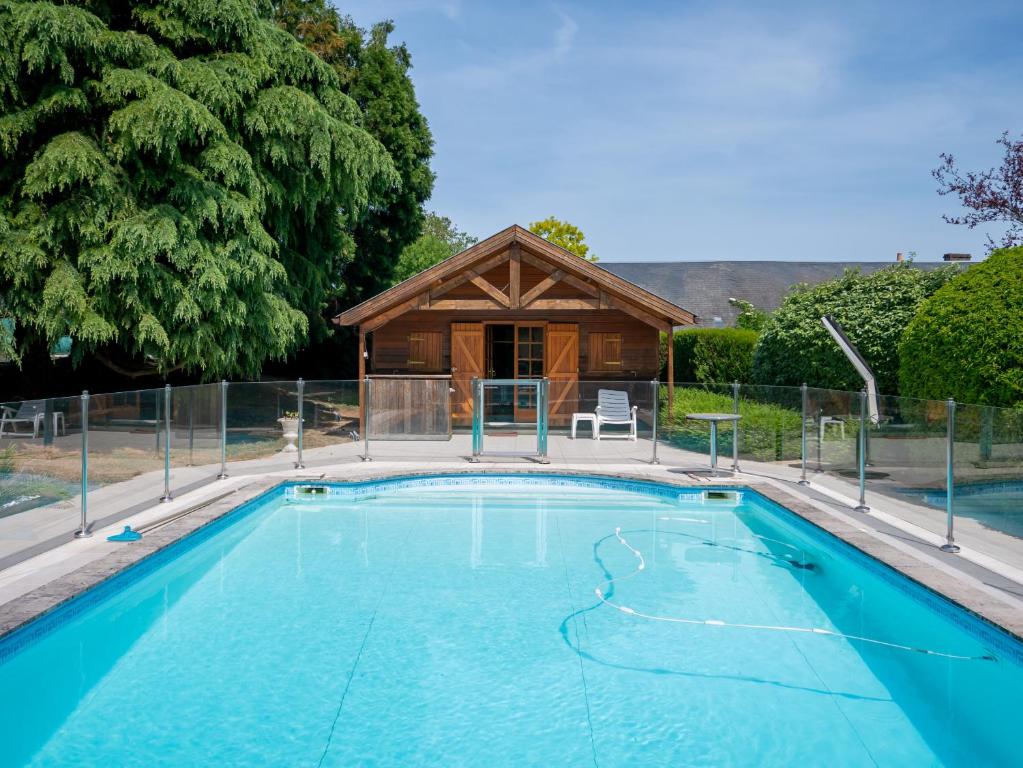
[107, 526, 142, 542]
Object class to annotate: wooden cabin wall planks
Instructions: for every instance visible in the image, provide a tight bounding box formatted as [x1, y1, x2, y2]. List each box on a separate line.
[371, 310, 657, 379]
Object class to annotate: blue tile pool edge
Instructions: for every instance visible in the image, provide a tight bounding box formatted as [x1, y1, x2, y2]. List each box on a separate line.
[898, 478, 1023, 503]
[1, 472, 1021, 669]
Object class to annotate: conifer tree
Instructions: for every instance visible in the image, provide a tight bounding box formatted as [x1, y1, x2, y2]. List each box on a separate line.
[270, 2, 434, 313]
[0, 0, 397, 379]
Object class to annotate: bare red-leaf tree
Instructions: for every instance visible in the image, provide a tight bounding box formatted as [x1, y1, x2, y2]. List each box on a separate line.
[934, 132, 1023, 252]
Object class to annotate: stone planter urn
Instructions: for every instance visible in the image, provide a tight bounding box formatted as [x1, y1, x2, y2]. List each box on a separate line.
[278, 416, 300, 452]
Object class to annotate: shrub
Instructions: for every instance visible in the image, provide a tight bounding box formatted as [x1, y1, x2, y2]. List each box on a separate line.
[692, 329, 758, 383]
[729, 298, 770, 331]
[752, 264, 959, 395]
[663, 328, 758, 383]
[899, 247, 1023, 406]
[669, 331, 700, 382]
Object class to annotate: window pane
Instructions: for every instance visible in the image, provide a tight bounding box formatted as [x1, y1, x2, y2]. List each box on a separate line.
[532, 327, 543, 342]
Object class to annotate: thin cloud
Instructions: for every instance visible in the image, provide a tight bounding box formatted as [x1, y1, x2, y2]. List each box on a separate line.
[442, 6, 580, 89]
[553, 8, 578, 58]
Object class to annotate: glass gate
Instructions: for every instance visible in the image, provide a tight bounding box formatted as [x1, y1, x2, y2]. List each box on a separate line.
[470, 378, 549, 462]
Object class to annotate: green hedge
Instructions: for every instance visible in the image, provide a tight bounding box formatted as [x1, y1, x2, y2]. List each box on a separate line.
[662, 328, 758, 383]
[899, 247, 1023, 406]
[751, 264, 959, 395]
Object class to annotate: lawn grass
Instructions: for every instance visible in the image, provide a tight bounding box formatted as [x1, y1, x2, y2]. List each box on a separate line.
[662, 385, 803, 462]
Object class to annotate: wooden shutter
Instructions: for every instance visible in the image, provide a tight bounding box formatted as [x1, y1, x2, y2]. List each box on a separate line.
[588, 332, 623, 371]
[407, 331, 442, 370]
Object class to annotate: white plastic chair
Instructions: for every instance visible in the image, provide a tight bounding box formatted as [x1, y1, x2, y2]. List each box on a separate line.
[595, 389, 637, 441]
[0, 400, 65, 438]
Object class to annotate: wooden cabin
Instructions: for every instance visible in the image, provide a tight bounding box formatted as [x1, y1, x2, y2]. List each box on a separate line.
[334, 225, 696, 430]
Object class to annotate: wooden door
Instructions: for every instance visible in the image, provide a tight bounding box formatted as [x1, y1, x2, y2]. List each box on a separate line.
[451, 322, 484, 426]
[546, 323, 579, 426]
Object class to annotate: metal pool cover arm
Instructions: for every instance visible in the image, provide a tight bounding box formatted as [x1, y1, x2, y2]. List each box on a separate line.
[821, 315, 879, 425]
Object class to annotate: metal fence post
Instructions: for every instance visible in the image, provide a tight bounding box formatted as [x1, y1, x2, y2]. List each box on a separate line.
[980, 405, 993, 462]
[650, 380, 660, 465]
[815, 405, 824, 473]
[731, 381, 740, 472]
[470, 377, 481, 462]
[217, 380, 229, 479]
[942, 398, 960, 553]
[160, 384, 173, 502]
[187, 387, 195, 466]
[855, 389, 869, 512]
[799, 383, 809, 485]
[295, 378, 305, 470]
[43, 398, 54, 447]
[538, 378, 550, 464]
[361, 377, 372, 461]
[74, 391, 91, 538]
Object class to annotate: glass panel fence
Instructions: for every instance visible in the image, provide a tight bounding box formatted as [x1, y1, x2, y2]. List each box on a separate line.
[552, 379, 657, 465]
[658, 383, 803, 471]
[86, 387, 165, 521]
[297, 380, 361, 468]
[659, 382, 736, 469]
[734, 384, 803, 467]
[805, 386, 861, 486]
[0, 395, 82, 566]
[168, 384, 222, 495]
[6, 376, 1022, 569]
[856, 394, 949, 536]
[948, 403, 1023, 554]
[223, 381, 300, 471]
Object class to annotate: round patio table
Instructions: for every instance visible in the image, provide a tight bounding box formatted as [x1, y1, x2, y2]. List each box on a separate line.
[686, 413, 742, 476]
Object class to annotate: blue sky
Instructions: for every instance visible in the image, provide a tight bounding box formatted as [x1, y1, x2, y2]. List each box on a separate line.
[342, 1, 1023, 262]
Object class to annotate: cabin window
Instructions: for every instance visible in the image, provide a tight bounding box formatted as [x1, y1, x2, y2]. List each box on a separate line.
[588, 332, 623, 371]
[516, 325, 545, 408]
[407, 331, 442, 370]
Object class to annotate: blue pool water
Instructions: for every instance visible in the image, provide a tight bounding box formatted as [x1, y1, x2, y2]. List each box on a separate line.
[899, 480, 1023, 539]
[1, 475, 1021, 767]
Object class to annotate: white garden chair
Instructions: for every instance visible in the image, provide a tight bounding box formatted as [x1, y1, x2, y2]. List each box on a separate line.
[0, 400, 65, 438]
[595, 389, 637, 441]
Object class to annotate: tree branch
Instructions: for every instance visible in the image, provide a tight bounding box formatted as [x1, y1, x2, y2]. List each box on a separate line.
[95, 353, 183, 380]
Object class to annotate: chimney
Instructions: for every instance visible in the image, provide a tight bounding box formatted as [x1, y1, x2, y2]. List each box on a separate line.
[943, 253, 971, 262]
[895, 252, 904, 262]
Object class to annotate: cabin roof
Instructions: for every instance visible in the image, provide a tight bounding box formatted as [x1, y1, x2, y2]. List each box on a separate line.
[333, 225, 697, 329]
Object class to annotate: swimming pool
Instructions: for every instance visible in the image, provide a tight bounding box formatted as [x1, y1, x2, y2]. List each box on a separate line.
[898, 480, 1023, 539]
[1, 474, 1020, 766]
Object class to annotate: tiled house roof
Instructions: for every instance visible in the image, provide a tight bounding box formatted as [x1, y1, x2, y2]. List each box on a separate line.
[598, 261, 957, 327]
